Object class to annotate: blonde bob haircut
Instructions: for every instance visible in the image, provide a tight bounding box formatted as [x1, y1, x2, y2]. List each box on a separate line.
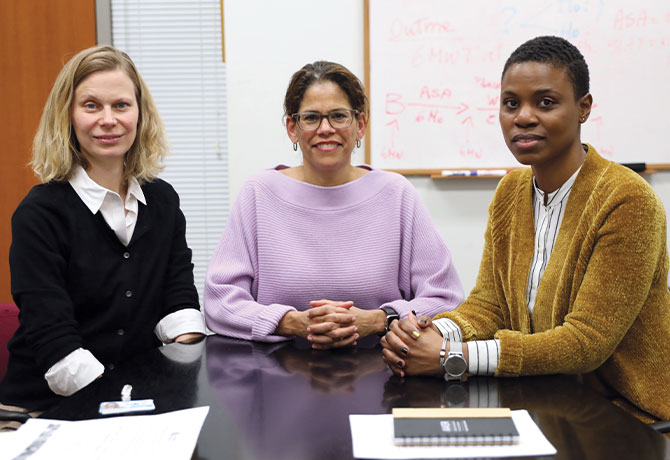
[31, 45, 168, 184]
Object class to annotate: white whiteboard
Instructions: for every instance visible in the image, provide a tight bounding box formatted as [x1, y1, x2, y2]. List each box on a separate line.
[367, 0, 670, 170]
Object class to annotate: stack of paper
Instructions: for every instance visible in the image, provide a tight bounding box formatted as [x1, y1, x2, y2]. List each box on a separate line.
[1, 406, 209, 460]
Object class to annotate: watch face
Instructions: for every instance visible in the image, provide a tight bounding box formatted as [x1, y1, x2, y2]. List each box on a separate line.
[445, 355, 467, 376]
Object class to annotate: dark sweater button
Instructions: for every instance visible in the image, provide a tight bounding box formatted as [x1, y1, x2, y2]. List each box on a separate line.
[123, 252, 130, 259]
[125, 290, 133, 298]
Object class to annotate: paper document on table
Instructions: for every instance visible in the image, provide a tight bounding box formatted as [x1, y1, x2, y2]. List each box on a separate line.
[349, 409, 555, 459]
[0, 406, 209, 460]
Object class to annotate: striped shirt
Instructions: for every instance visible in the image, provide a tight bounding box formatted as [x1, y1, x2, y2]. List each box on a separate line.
[526, 167, 580, 314]
[435, 166, 581, 377]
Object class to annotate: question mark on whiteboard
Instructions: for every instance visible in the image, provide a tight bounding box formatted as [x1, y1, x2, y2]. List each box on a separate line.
[501, 7, 517, 34]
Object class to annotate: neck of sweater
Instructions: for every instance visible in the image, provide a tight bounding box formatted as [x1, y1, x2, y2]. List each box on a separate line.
[259, 166, 389, 210]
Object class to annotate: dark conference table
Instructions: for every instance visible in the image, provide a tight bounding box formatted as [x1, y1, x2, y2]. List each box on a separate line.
[42, 335, 669, 460]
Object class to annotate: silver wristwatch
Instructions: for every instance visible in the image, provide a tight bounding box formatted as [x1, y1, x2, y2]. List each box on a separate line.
[441, 339, 467, 381]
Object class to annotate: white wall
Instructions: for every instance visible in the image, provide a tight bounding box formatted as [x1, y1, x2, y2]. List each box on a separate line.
[224, 0, 670, 294]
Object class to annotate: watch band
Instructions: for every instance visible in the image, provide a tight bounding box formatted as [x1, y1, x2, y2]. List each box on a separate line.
[379, 307, 399, 336]
[439, 335, 449, 370]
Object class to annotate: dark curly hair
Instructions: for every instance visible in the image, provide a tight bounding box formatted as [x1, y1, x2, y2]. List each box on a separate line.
[502, 36, 589, 99]
[283, 61, 368, 118]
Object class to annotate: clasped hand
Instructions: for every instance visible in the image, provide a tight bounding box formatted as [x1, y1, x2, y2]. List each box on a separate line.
[280, 299, 383, 350]
[305, 299, 359, 349]
[380, 314, 443, 377]
[277, 299, 388, 349]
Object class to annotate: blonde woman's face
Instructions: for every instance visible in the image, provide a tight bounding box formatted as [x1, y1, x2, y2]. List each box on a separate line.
[71, 69, 139, 170]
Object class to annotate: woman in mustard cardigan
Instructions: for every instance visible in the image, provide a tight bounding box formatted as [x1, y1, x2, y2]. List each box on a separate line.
[380, 35, 670, 422]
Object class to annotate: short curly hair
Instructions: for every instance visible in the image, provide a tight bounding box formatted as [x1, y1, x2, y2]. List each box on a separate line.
[31, 45, 168, 184]
[502, 36, 590, 99]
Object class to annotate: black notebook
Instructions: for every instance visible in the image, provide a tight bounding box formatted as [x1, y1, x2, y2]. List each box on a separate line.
[392, 407, 519, 446]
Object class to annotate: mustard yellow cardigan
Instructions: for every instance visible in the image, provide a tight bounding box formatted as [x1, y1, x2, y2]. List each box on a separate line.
[436, 145, 670, 420]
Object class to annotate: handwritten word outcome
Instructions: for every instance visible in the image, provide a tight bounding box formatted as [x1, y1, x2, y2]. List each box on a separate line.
[419, 86, 452, 100]
[380, 145, 405, 161]
[613, 9, 670, 31]
[389, 17, 454, 40]
[474, 76, 501, 90]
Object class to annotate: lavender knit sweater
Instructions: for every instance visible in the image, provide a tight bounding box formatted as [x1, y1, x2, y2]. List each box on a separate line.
[204, 166, 463, 342]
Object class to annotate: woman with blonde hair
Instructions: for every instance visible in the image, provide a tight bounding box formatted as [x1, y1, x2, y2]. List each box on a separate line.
[0, 45, 205, 414]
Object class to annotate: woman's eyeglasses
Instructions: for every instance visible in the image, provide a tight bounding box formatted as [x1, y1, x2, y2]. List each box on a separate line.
[291, 109, 359, 131]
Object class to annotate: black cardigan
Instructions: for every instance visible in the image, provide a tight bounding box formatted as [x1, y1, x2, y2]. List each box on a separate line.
[0, 179, 200, 409]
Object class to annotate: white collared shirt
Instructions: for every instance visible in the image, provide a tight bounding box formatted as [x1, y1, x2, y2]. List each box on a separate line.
[435, 165, 582, 377]
[68, 165, 145, 246]
[44, 167, 206, 397]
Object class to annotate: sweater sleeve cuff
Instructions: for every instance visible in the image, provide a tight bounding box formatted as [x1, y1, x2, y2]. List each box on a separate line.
[44, 348, 105, 396]
[251, 304, 296, 343]
[155, 308, 207, 343]
[494, 329, 523, 376]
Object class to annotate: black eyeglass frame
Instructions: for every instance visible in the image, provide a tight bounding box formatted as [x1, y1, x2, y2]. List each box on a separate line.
[291, 109, 361, 131]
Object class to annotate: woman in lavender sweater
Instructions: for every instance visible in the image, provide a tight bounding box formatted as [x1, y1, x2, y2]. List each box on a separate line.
[204, 61, 463, 349]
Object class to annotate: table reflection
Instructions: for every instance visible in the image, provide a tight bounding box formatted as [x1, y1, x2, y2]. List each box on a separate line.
[496, 376, 668, 460]
[206, 335, 668, 460]
[41, 336, 668, 460]
[205, 336, 388, 460]
[42, 340, 204, 421]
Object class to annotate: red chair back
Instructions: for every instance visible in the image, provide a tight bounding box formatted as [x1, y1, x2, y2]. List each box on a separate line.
[0, 303, 19, 381]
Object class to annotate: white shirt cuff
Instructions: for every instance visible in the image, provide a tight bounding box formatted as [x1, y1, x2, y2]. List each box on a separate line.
[44, 348, 105, 396]
[433, 318, 463, 342]
[466, 339, 500, 376]
[154, 308, 206, 343]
